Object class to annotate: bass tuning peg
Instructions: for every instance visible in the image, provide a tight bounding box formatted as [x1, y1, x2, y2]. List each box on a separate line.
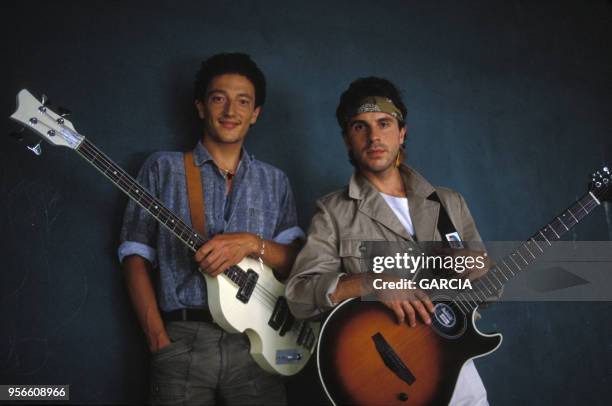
[27, 141, 42, 156]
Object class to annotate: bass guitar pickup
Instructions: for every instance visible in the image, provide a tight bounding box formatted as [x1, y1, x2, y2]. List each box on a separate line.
[235, 269, 259, 303]
[268, 297, 296, 336]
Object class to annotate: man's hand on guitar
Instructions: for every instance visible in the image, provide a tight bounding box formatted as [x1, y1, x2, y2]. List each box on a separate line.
[330, 273, 434, 327]
[381, 297, 434, 326]
[195, 232, 259, 276]
[374, 279, 434, 326]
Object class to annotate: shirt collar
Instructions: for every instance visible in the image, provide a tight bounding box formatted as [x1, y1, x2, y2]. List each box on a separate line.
[192, 140, 253, 170]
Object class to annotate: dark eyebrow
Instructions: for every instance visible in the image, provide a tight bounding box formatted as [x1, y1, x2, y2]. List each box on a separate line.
[206, 89, 227, 96]
[349, 119, 368, 126]
[206, 89, 253, 100]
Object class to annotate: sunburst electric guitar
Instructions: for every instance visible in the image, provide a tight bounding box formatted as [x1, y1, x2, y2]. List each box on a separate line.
[10, 89, 318, 376]
[316, 167, 611, 404]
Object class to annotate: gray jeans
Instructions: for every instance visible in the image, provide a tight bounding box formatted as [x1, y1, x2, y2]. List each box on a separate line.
[149, 321, 287, 405]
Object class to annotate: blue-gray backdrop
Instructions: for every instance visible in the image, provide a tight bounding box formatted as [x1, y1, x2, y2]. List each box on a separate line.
[1, 1, 611, 404]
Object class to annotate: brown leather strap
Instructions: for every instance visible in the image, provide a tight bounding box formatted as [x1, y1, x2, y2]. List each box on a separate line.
[183, 151, 206, 236]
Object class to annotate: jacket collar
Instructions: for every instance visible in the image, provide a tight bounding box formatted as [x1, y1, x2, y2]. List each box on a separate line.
[348, 164, 440, 241]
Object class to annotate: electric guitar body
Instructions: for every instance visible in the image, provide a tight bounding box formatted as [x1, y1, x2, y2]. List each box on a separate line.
[205, 256, 319, 375]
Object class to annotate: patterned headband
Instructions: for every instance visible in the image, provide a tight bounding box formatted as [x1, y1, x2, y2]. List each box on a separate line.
[347, 96, 404, 123]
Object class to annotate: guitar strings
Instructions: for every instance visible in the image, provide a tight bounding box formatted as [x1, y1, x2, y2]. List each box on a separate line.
[35, 114, 601, 337]
[457, 194, 598, 312]
[75, 138, 279, 310]
[75, 141, 607, 316]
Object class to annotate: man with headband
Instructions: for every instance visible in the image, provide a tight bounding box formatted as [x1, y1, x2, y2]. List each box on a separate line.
[286, 77, 490, 404]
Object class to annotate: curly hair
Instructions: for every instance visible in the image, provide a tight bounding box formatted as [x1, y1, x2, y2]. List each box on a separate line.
[194, 53, 266, 107]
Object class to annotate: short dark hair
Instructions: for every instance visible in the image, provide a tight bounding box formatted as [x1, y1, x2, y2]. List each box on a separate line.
[194, 53, 266, 107]
[335, 77, 407, 134]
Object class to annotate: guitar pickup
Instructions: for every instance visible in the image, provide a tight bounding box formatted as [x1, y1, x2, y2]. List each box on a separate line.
[236, 269, 259, 304]
[304, 328, 315, 351]
[297, 323, 310, 346]
[279, 312, 295, 337]
[269, 297, 289, 330]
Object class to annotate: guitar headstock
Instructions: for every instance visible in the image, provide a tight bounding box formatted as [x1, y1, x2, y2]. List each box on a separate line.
[9, 89, 83, 149]
[590, 165, 611, 202]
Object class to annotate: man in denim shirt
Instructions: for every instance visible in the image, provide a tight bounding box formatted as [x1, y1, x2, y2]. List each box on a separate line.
[119, 53, 303, 405]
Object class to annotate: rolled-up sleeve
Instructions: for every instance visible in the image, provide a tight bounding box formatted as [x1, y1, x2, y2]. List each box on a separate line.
[273, 226, 305, 244]
[117, 241, 157, 265]
[272, 174, 304, 244]
[285, 199, 343, 319]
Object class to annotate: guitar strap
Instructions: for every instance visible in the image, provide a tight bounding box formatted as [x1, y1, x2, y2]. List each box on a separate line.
[183, 151, 206, 236]
[427, 191, 461, 248]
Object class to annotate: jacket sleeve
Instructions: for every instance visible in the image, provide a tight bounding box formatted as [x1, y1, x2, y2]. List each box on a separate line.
[285, 199, 344, 319]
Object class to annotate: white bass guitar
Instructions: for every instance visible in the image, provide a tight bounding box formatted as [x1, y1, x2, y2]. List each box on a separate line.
[10, 89, 319, 376]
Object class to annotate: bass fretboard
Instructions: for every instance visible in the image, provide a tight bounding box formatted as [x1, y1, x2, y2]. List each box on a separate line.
[75, 137, 248, 285]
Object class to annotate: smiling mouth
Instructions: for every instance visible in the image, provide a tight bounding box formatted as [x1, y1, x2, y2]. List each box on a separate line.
[219, 121, 240, 129]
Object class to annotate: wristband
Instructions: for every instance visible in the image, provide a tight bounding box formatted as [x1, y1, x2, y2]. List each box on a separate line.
[258, 233, 265, 259]
[257, 233, 266, 272]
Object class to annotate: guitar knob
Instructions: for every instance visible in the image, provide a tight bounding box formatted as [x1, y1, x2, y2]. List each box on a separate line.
[398, 392, 409, 402]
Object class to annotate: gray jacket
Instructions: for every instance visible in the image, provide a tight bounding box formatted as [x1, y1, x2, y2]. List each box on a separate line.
[285, 165, 482, 319]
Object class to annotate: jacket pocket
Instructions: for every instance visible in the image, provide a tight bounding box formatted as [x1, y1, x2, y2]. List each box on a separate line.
[339, 238, 393, 274]
[339, 239, 366, 274]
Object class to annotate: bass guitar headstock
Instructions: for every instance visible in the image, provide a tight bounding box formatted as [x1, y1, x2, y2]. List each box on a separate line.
[590, 165, 611, 202]
[9, 89, 83, 153]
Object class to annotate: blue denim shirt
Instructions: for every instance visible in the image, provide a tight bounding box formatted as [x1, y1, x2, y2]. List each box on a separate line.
[118, 141, 304, 312]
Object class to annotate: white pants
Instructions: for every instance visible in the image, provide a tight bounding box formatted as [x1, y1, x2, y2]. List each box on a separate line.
[448, 360, 489, 406]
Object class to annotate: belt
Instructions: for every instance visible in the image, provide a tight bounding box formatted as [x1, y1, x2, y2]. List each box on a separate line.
[162, 308, 213, 323]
